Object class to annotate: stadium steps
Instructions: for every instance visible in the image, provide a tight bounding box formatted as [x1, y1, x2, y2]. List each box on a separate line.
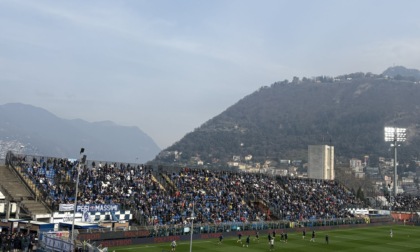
[160, 173, 178, 192]
[0, 165, 50, 217]
[151, 174, 166, 192]
[20, 200, 48, 214]
[0, 165, 32, 200]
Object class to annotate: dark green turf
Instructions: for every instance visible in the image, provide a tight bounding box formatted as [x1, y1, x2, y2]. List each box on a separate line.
[110, 225, 420, 252]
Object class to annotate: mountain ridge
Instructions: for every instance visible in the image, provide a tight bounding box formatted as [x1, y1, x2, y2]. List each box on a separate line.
[154, 66, 420, 167]
[0, 103, 160, 163]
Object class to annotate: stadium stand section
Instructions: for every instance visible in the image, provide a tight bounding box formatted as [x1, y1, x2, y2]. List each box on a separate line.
[10, 153, 367, 226]
[2, 151, 419, 251]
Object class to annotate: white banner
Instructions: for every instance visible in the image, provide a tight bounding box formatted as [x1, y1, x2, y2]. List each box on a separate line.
[59, 204, 74, 212]
[76, 204, 119, 212]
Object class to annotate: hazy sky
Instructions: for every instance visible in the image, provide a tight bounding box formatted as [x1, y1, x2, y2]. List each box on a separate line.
[1, 0, 420, 149]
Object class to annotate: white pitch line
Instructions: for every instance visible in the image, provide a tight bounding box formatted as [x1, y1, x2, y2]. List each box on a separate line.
[114, 240, 212, 251]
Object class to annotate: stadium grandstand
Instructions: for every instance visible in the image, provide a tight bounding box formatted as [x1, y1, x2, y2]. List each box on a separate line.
[0, 151, 418, 251]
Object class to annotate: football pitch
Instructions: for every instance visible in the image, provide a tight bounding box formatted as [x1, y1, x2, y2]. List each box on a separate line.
[110, 225, 420, 252]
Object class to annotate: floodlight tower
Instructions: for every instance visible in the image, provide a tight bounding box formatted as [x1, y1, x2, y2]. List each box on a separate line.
[384, 127, 406, 205]
[71, 148, 86, 246]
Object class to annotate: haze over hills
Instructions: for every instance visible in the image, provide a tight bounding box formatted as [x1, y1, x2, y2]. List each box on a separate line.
[383, 66, 420, 80]
[2, 66, 420, 167]
[0, 103, 160, 163]
[155, 66, 420, 167]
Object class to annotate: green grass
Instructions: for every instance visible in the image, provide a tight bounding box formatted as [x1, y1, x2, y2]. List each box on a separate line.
[110, 225, 420, 252]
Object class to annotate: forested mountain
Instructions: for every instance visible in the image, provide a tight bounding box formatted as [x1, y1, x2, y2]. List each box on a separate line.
[155, 67, 420, 167]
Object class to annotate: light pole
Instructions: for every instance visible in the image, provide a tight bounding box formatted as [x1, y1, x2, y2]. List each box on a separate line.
[189, 201, 195, 252]
[384, 127, 406, 209]
[71, 148, 86, 246]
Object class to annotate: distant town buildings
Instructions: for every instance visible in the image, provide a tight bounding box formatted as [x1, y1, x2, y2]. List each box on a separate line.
[308, 145, 335, 180]
[350, 158, 365, 178]
[161, 143, 420, 197]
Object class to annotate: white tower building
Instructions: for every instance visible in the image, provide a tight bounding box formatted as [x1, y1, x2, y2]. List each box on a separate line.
[308, 145, 334, 180]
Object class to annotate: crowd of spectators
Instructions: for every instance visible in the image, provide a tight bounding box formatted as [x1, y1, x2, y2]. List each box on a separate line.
[269, 176, 362, 220]
[21, 157, 163, 220]
[0, 231, 38, 252]
[163, 169, 265, 224]
[18, 156, 370, 227]
[392, 193, 420, 211]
